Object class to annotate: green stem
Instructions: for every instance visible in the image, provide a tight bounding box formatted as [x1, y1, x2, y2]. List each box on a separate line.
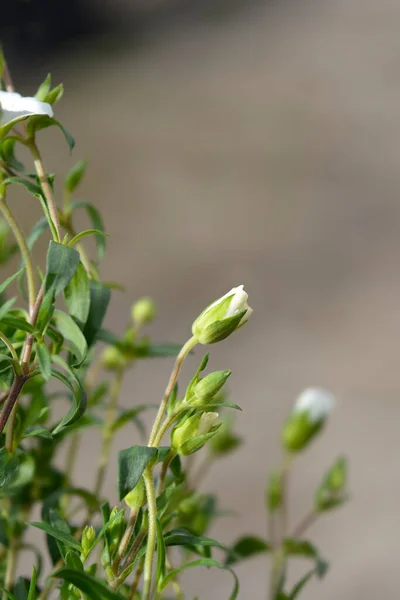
[3, 538, 19, 598]
[148, 336, 197, 447]
[93, 369, 124, 498]
[0, 196, 36, 314]
[142, 468, 157, 600]
[0, 332, 18, 361]
[112, 509, 139, 575]
[129, 558, 145, 600]
[291, 510, 318, 538]
[28, 139, 62, 242]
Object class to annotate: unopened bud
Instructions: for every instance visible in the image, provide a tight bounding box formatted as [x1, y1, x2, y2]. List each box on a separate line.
[131, 297, 156, 327]
[101, 346, 127, 371]
[193, 370, 231, 403]
[266, 471, 283, 512]
[171, 412, 220, 456]
[81, 525, 96, 556]
[124, 477, 146, 509]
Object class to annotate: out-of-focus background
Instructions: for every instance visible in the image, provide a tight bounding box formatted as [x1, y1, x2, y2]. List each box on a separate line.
[2, 0, 400, 597]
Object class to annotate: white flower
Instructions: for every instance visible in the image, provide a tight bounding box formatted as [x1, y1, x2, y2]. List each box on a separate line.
[0, 91, 53, 127]
[293, 387, 335, 424]
[192, 285, 253, 344]
[198, 412, 219, 436]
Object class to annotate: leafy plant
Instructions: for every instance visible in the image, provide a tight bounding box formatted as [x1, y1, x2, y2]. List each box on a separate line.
[0, 51, 348, 600]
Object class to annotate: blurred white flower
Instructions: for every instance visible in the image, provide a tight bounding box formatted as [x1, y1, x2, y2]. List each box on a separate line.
[0, 91, 53, 127]
[293, 387, 335, 423]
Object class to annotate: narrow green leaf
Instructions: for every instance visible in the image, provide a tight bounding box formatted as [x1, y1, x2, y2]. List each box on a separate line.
[52, 309, 87, 365]
[52, 569, 125, 600]
[283, 539, 328, 578]
[27, 565, 37, 600]
[64, 160, 88, 194]
[159, 558, 239, 600]
[156, 519, 166, 587]
[118, 445, 158, 500]
[70, 201, 106, 260]
[0, 268, 25, 295]
[35, 74, 51, 100]
[65, 551, 84, 572]
[0, 297, 17, 321]
[0, 448, 19, 487]
[288, 570, 315, 599]
[36, 344, 51, 381]
[26, 116, 75, 152]
[64, 262, 90, 326]
[111, 406, 153, 434]
[23, 427, 53, 440]
[68, 229, 107, 247]
[225, 535, 271, 565]
[45, 241, 80, 296]
[0, 315, 34, 333]
[83, 281, 111, 347]
[164, 529, 226, 551]
[36, 290, 54, 334]
[27, 522, 81, 552]
[51, 369, 87, 435]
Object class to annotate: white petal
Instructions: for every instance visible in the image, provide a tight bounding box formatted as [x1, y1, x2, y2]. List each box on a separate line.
[293, 387, 335, 423]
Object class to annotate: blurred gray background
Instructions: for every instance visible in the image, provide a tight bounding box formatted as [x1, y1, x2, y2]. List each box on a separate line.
[3, 0, 400, 597]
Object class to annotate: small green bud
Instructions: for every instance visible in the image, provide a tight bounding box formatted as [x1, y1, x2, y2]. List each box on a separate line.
[64, 159, 88, 195]
[108, 507, 125, 555]
[209, 417, 241, 456]
[124, 477, 146, 509]
[171, 412, 220, 456]
[266, 471, 283, 512]
[315, 456, 347, 512]
[192, 285, 252, 345]
[81, 525, 96, 556]
[131, 297, 156, 327]
[193, 370, 231, 403]
[282, 388, 335, 453]
[101, 346, 127, 371]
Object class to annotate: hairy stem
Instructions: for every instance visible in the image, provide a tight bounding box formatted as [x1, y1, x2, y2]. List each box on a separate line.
[129, 558, 145, 600]
[28, 140, 62, 242]
[142, 468, 157, 600]
[148, 336, 197, 447]
[94, 369, 124, 498]
[0, 196, 36, 314]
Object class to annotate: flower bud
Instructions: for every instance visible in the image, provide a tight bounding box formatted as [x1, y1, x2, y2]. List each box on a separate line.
[101, 345, 127, 371]
[131, 297, 156, 327]
[282, 387, 335, 453]
[81, 525, 96, 557]
[171, 412, 220, 456]
[209, 417, 241, 456]
[266, 471, 283, 512]
[108, 507, 125, 555]
[124, 477, 146, 509]
[193, 370, 231, 403]
[192, 285, 252, 345]
[315, 456, 347, 512]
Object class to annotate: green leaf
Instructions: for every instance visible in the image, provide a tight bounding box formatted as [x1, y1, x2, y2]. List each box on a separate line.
[111, 405, 153, 435]
[52, 309, 87, 365]
[83, 281, 111, 347]
[35, 74, 51, 101]
[68, 229, 107, 248]
[0, 269, 25, 295]
[51, 369, 87, 435]
[26, 116, 75, 152]
[164, 529, 226, 551]
[70, 201, 106, 260]
[52, 569, 125, 600]
[36, 344, 51, 380]
[0, 297, 17, 321]
[135, 342, 186, 359]
[64, 262, 90, 326]
[65, 551, 84, 572]
[225, 535, 271, 566]
[0, 176, 42, 197]
[0, 448, 19, 487]
[36, 290, 54, 335]
[64, 160, 88, 194]
[23, 427, 52, 440]
[0, 315, 34, 333]
[156, 518, 166, 586]
[0, 137, 26, 173]
[159, 558, 239, 600]
[118, 445, 158, 500]
[27, 565, 37, 600]
[45, 241, 80, 296]
[288, 570, 315, 599]
[44, 84, 64, 106]
[27, 521, 81, 552]
[283, 539, 328, 578]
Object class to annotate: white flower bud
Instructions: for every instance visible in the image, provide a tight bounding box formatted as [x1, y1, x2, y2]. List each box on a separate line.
[192, 285, 252, 345]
